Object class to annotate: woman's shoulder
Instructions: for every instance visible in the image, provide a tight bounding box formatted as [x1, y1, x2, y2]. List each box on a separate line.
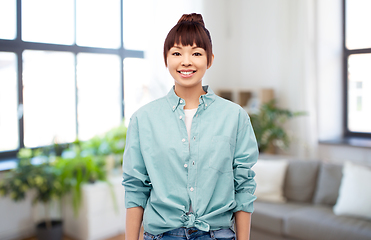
[214, 95, 249, 116]
[213, 95, 252, 131]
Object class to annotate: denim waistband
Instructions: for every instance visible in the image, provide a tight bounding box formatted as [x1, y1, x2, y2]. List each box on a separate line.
[144, 227, 235, 239]
[166, 227, 205, 237]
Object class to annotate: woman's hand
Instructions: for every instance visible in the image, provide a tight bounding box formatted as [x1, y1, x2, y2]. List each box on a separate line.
[234, 211, 252, 240]
[126, 206, 144, 240]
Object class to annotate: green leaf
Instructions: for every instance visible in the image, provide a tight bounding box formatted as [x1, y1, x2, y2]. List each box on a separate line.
[249, 99, 306, 153]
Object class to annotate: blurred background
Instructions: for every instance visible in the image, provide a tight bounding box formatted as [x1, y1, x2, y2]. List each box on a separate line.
[0, 0, 370, 240]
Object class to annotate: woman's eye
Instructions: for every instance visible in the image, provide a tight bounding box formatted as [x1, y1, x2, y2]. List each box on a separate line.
[172, 52, 181, 56]
[193, 52, 202, 56]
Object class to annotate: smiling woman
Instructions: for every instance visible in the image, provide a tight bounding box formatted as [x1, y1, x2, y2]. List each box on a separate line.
[166, 44, 211, 90]
[122, 13, 258, 240]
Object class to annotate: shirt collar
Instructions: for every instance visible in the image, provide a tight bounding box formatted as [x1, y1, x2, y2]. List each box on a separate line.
[166, 85, 216, 111]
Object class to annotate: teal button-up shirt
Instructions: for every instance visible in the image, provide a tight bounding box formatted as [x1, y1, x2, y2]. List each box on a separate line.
[122, 85, 258, 235]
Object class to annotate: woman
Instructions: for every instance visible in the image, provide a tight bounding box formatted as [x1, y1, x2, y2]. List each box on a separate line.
[123, 13, 258, 240]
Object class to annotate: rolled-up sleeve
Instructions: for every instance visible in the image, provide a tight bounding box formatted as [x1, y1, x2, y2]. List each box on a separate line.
[122, 116, 152, 209]
[233, 110, 258, 213]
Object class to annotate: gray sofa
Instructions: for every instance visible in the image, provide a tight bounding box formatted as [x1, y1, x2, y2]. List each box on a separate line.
[251, 158, 371, 240]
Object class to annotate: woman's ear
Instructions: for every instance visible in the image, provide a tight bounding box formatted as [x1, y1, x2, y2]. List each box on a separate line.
[207, 54, 215, 69]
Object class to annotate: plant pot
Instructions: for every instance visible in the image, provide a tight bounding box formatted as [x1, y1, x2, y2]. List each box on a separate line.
[36, 220, 63, 240]
[62, 177, 126, 240]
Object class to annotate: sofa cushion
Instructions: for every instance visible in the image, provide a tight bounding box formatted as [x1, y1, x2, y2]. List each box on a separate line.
[313, 162, 342, 205]
[253, 159, 289, 203]
[251, 201, 311, 236]
[284, 161, 319, 202]
[333, 161, 371, 220]
[284, 205, 371, 240]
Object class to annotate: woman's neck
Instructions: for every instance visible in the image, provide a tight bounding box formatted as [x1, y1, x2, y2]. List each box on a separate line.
[174, 83, 206, 109]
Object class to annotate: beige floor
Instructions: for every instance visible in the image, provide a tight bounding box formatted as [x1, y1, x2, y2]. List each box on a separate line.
[23, 228, 144, 240]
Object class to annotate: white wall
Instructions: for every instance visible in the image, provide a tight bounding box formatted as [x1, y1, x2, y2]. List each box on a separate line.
[205, 0, 318, 157]
[316, 0, 343, 141]
[0, 192, 34, 239]
[204, 0, 285, 90]
[204, 0, 371, 163]
[319, 144, 371, 165]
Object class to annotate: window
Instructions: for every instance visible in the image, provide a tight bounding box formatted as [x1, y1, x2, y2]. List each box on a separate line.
[0, 52, 18, 152]
[0, 0, 144, 160]
[22, 50, 76, 147]
[344, 0, 371, 137]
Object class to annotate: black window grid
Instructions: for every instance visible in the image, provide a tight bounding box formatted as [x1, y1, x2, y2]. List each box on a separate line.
[0, 0, 144, 160]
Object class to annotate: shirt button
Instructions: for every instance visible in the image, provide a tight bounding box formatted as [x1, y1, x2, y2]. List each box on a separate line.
[182, 138, 186, 142]
[193, 136, 196, 140]
[190, 187, 194, 192]
[173, 106, 175, 109]
[205, 104, 208, 107]
[179, 116, 182, 119]
[192, 161, 195, 165]
[180, 100, 183, 103]
[184, 164, 188, 168]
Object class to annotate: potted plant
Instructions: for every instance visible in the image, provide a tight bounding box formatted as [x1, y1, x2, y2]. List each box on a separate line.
[102, 120, 127, 173]
[0, 122, 127, 239]
[57, 139, 123, 240]
[250, 99, 305, 153]
[0, 148, 67, 240]
[78, 120, 127, 174]
[55, 150, 108, 216]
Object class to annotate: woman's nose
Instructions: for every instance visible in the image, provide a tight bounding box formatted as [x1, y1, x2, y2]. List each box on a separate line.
[181, 55, 192, 66]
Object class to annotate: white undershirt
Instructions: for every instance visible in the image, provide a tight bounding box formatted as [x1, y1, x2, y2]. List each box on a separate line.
[183, 108, 197, 213]
[184, 108, 198, 145]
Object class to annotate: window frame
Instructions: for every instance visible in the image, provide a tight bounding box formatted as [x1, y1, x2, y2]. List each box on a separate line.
[0, 0, 144, 161]
[343, 0, 371, 138]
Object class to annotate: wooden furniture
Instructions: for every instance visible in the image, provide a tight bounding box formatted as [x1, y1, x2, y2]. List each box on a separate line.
[215, 88, 274, 107]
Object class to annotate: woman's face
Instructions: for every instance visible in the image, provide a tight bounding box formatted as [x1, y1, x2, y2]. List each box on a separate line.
[167, 43, 212, 89]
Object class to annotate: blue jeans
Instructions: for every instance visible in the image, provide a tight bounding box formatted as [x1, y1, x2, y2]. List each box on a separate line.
[143, 227, 236, 240]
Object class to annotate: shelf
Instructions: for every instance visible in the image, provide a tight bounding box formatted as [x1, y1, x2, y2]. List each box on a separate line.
[215, 88, 274, 107]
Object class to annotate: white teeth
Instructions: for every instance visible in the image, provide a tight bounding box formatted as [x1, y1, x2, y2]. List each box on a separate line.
[180, 71, 194, 75]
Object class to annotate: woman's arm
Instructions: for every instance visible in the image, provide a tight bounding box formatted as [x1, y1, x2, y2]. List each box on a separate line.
[234, 211, 252, 240]
[233, 110, 258, 240]
[122, 116, 151, 239]
[126, 206, 144, 240]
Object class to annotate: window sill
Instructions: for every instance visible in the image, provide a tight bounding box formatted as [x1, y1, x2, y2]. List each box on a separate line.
[0, 158, 18, 172]
[319, 137, 371, 148]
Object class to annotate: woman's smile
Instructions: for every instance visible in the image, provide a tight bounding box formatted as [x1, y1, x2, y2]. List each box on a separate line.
[177, 70, 197, 78]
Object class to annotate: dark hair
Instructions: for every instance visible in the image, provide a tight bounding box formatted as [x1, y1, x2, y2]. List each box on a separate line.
[163, 13, 213, 67]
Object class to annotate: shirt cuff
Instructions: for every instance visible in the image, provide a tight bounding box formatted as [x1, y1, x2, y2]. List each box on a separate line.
[233, 191, 257, 213]
[125, 191, 149, 209]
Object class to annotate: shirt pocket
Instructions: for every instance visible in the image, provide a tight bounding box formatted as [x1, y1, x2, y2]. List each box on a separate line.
[209, 135, 235, 173]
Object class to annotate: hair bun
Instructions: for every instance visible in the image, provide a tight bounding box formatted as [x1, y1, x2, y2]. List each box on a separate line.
[177, 13, 205, 27]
